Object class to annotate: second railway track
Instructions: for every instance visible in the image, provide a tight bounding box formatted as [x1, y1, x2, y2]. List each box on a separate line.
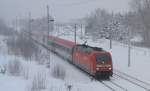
[113, 69, 150, 91]
[99, 80, 128, 91]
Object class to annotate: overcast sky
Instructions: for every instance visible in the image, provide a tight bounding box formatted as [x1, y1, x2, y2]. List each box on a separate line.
[0, 0, 130, 23]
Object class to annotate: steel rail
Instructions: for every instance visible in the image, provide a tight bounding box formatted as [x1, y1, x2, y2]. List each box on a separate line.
[114, 69, 150, 87]
[114, 73, 150, 91]
[109, 80, 128, 91]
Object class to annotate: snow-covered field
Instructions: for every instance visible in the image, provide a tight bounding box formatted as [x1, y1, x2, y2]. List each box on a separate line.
[0, 26, 150, 91]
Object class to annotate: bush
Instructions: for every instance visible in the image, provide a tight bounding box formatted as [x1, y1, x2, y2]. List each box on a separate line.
[51, 64, 66, 80]
[35, 54, 46, 65]
[30, 71, 47, 91]
[7, 59, 22, 76]
[0, 64, 7, 74]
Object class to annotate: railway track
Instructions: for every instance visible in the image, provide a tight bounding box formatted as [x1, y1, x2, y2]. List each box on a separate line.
[109, 80, 127, 91]
[113, 69, 150, 91]
[99, 80, 128, 91]
[99, 81, 116, 91]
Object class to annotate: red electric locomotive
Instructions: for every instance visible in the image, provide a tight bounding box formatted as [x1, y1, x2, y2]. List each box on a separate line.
[72, 44, 113, 78]
[47, 35, 113, 78]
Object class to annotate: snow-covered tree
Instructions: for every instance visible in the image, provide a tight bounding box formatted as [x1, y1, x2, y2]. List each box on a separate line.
[85, 9, 128, 42]
[129, 0, 150, 46]
[85, 9, 112, 39]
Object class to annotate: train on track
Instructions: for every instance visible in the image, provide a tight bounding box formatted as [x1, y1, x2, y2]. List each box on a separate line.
[33, 33, 113, 79]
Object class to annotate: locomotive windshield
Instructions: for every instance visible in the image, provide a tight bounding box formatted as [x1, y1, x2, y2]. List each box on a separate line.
[76, 45, 93, 54]
[96, 55, 110, 62]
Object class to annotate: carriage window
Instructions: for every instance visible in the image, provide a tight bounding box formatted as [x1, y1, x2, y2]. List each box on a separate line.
[96, 55, 110, 62]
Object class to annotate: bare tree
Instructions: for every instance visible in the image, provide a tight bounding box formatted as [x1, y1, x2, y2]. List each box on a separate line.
[51, 64, 66, 80]
[30, 71, 47, 91]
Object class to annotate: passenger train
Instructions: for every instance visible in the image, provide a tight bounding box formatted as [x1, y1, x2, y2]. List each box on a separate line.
[33, 33, 113, 79]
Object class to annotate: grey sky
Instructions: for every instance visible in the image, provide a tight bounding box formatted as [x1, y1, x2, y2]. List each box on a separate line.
[0, 0, 130, 23]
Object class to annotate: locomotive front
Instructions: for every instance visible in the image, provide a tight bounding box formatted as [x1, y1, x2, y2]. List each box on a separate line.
[94, 52, 113, 78]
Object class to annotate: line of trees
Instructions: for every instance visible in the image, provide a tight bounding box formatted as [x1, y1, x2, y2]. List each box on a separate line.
[84, 0, 150, 47]
[7, 32, 40, 60]
[20, 16, 54, 33]
[85, 9, 128, 42]
[129, 0, 150, 46]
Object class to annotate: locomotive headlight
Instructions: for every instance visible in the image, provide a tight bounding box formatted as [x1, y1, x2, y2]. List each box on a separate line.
[108, 67, 112, 70]
[96, 68, 99, 70]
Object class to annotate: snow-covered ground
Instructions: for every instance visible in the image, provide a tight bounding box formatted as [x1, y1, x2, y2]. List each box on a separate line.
[0, 26, 150, 91]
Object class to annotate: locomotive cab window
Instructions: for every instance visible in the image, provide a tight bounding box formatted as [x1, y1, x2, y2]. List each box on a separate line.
[96, 55, 110, 62]
[75, 45, 93, 54]
[83, 47, 92, 54]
